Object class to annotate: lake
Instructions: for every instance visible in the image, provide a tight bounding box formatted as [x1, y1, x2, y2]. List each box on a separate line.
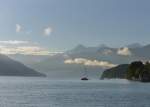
[0, 77, 149, 107]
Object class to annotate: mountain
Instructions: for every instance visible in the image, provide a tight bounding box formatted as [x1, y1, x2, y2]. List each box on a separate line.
[67, 44, 87, 54]
[67, 45, 138, 64]
[100, 64, 129, 79]
[0, 54, 45, 77]
[132, 44, 150, 58]
[11, 43, 150, 79]
[9, 54, 50, 65]
[127, 43, 142, 48]
[67, 44, 100, 54]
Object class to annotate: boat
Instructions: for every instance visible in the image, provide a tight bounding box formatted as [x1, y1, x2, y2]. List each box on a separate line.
[81, 77, 89, 80]
[81, 67, 89, 80]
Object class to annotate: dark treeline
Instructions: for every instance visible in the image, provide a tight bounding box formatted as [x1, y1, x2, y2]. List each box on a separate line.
[101, 61, 150, 82]
[126, 61, 150, 82]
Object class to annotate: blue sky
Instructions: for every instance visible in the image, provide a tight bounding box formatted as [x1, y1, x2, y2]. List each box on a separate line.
[0, 0, 150, 53]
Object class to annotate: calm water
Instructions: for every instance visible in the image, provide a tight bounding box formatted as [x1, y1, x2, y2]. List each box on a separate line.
[0, 77, 149, 107]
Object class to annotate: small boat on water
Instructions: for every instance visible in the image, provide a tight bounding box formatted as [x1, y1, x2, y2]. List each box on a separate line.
[81, 77, 89, 80]
[81, 67, 89, 80]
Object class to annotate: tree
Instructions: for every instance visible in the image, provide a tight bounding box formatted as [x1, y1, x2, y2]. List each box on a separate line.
[126, 61, 144, 80]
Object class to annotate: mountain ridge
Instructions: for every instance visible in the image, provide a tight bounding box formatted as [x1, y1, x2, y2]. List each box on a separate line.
[0, 54, 45, 77]
[8, 43, 150, 78]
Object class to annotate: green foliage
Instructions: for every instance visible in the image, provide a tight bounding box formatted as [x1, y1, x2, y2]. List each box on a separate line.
[145, 62, 150, 71]
[101, 61, 150, 82]
[126, 61, 150, 82]
[126, 61, 144, 80]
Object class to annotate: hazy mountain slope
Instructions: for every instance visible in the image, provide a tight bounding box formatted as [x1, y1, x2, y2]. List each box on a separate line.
[132, 44, 150, 58]
[9, 54, 50, 65]
[31, 44, 150, 72]
[0, 54, 45, 76]
[127, 43, 142, 48]
[15, 44, 150, 78]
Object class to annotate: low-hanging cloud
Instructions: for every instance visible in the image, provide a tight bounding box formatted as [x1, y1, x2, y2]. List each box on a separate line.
[117, 47, 132, 56]
[64, 58, 117, 68]
[0, 40, 63, 55]
[0, 46, 50, 55]
[0, 40, 29, 45]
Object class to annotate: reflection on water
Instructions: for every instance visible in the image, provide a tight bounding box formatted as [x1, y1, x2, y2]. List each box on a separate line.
[0, 77, 149, 107]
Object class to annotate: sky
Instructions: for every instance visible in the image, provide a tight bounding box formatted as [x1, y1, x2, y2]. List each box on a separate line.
[0, 0, 150, 55]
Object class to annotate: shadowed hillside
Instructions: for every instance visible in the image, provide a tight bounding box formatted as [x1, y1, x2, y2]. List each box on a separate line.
[0, 54, 45, 77]
[101, 64, 129, 79]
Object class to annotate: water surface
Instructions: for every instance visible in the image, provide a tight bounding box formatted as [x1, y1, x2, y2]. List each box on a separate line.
[0, 77, 149, 107]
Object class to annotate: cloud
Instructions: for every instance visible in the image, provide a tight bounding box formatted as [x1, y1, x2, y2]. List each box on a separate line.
[16, 24, 22, 33]
[0, 40, 28, 45]
[64, 58, 117, 68]
[0, 40, 63, 55]
[117, 47, 132, 56]
[44, 27, 52, 36]
[0, 46, 63, 55]
[0, 46, 49, 55]
[15, 46, 50, 55]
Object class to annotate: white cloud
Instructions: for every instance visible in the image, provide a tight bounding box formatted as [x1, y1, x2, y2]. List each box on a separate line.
[0, 40, 63, 55]
[64, 58, 117, 68]
[117, 47, 132, 56]
[0, 46, 49, 55]
[44, 27, 52, 36]
[16, 24, 22, 33]
[15, 46, 50, 55]
[0, 40, 28, 45]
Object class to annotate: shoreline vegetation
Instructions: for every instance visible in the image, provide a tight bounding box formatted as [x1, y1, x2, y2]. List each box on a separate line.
[101, 61, 150, 82]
